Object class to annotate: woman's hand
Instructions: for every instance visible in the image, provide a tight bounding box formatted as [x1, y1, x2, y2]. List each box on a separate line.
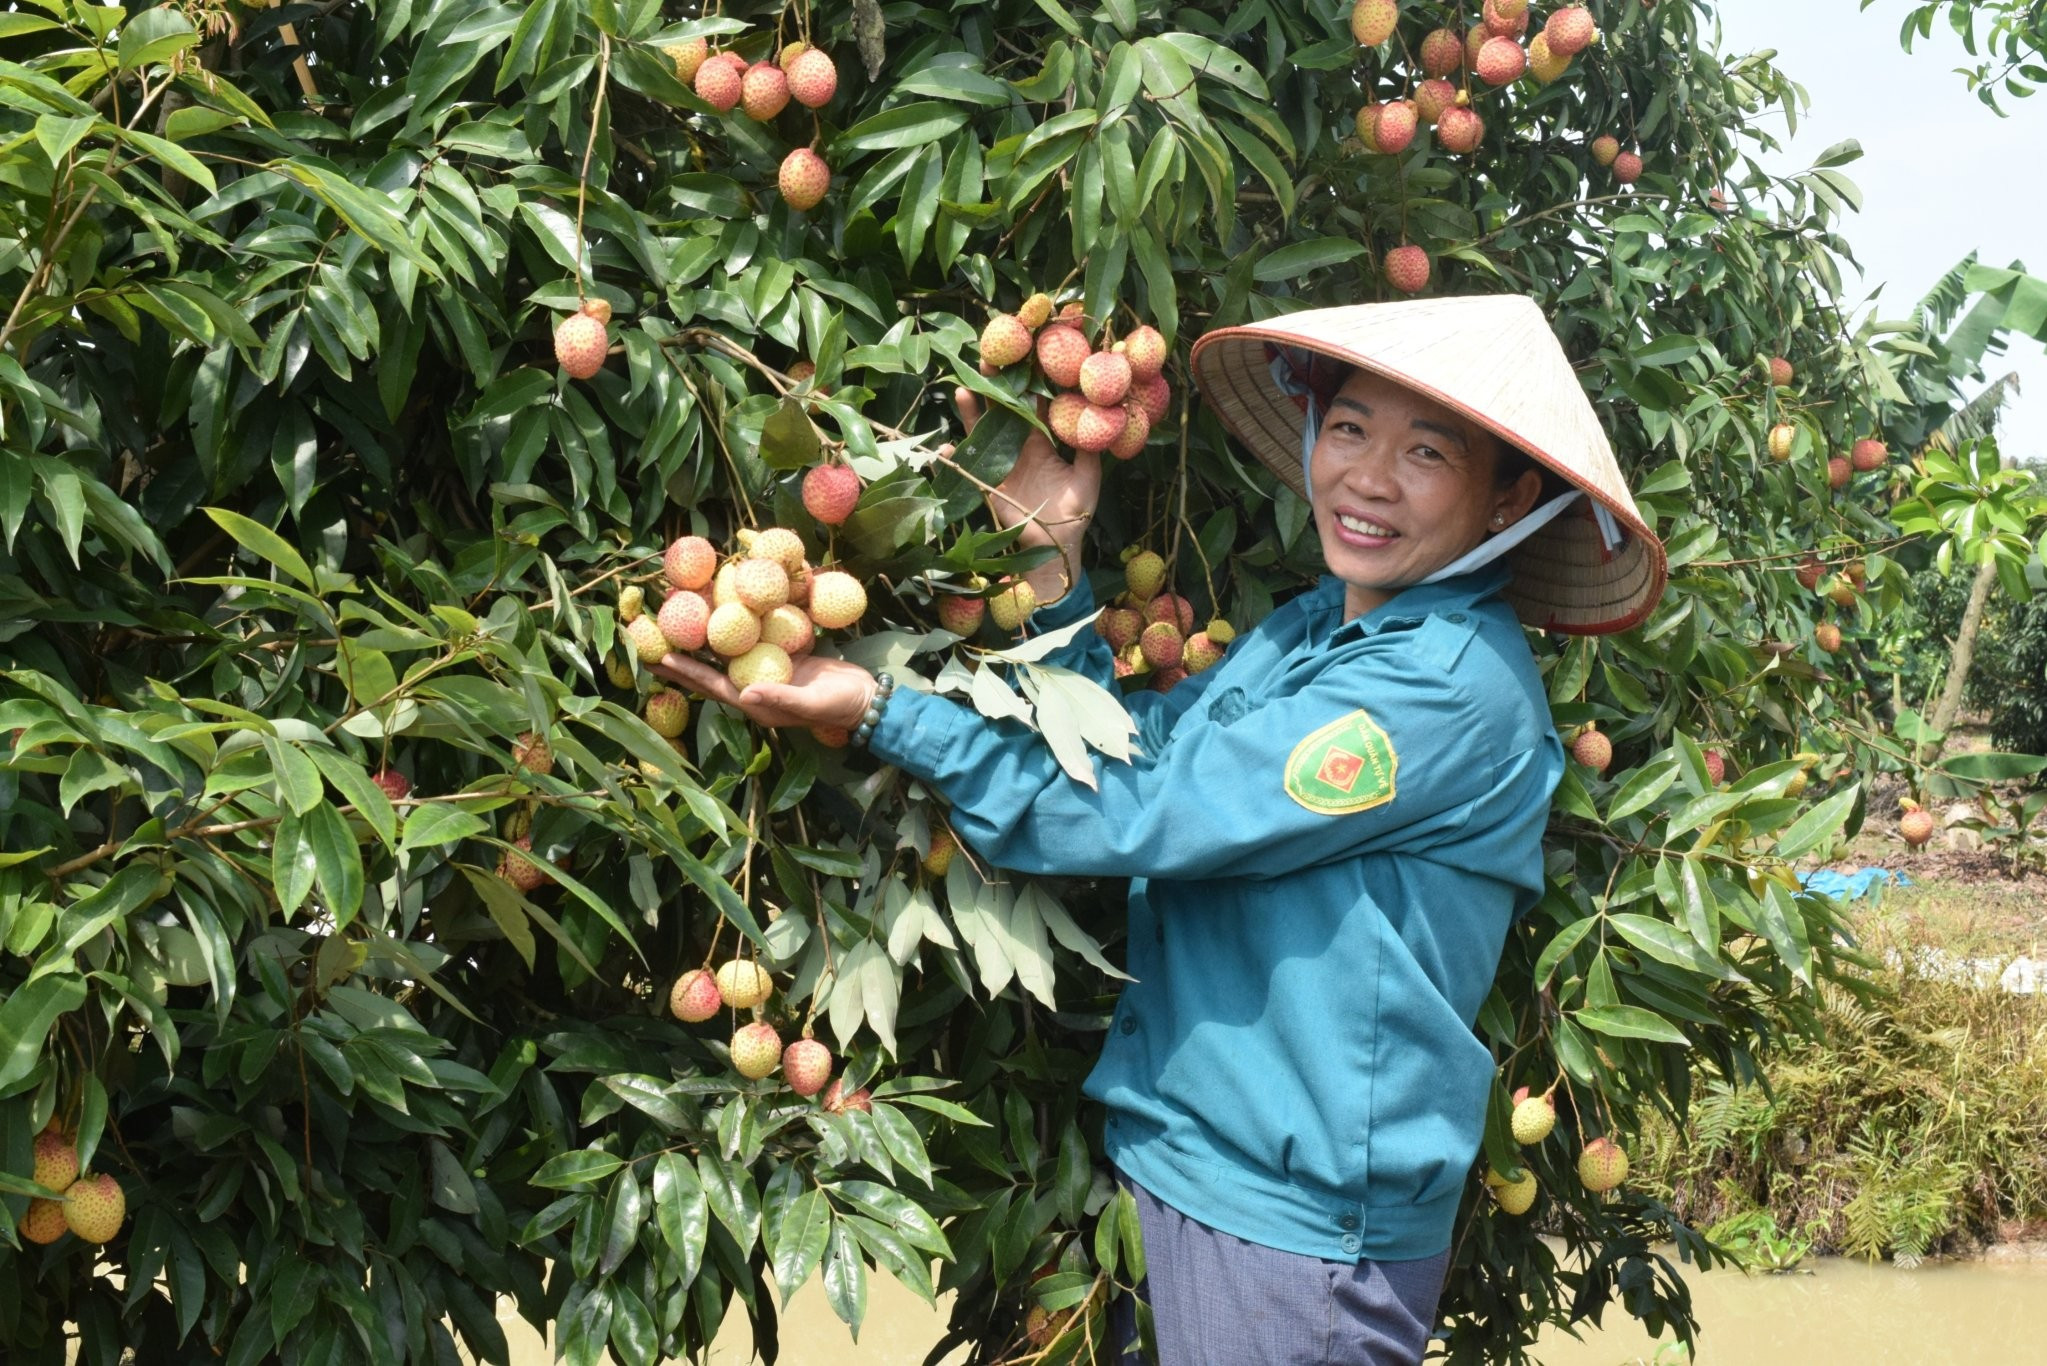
[954, 387, 1098, 605]
[652, 652, 877, 732]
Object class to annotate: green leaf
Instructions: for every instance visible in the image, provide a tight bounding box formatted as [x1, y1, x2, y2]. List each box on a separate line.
[1532, 915, 1596, 989]
[832, 102, 970, 153]
[652, 1152, 709, 1287]
[770, 1188, 831, 1304]
[1772, 786, 1860, 859]
[758, 396, 822, 470]
[304, 802, 366, 930]
[821, 1218, 868, 1331]
[0, 972, 86, 1092]
[262, 736, 325, 816]
[1252, 237, 1368, 283]
[599, 1168, 643, 1276]
[400, 803, 490, 853]
[202, 507, 315, 588]
[1575, 1005, 1691, 1047]
[533, 1149, 626, 1189]
[1607, 914, 1744, 982]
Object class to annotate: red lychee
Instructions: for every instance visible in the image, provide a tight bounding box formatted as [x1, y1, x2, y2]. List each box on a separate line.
[938, 595, 986, 636]
[1120, 324, 1167, 381]
[694, 55, 743, 111]
[1420, 28, 1463, 77]
[1591, 135, 1620, 167]
[1135, 373, 1172, 426]
[1612, 151, 1643, 184]
[1475, 36, 1527, 85]
[664, 534, 717, 591]
[1035, 325, 1091, 388]
[1080, 350, 1133, 406]
[1048, 390, 1089, 446]
[1571, 727, 1612, 774]
[553, 314, 607, 380]
[1768, 355, 1795, 387]
[787, 48, 838, 108]
[1374, 100, 1419, 154]
[802, 463, 862, 525]
[779, 148, 831, 212]
[658, 589, 711, 651]
[1436, 106, 1485, 154]
[669, 968, 723, 1022]
[1545, 5, 1597, 56]
[980, 314, 1035, 369]
[1384, 245, 1431, 294]
[740, 62, 790, 120]
[1851, 438, 1887, 471]
[1349, 0, 1397, 46]
[1415, 79, 1458, 124]
[1110, 400, 1151, 459]
[1073, 403, 1128, 454]
[821, 1078, 871, 1113]
[372, 767, 411, 802]
[782, 1038, 833, 1096]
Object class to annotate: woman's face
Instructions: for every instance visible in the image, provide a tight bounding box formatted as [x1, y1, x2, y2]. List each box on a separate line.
[1309, 368, 1540, 620]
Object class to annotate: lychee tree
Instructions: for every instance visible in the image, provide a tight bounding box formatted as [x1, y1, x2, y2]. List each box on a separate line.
[2, 2, 2043, 1364]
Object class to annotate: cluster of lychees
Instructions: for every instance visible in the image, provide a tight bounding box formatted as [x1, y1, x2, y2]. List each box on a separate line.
[619, 526, 869, 697]
[976, 297, 1173, 461]
[1485, 1086, 1629, 1216]
[1093, 549, 1234, 694]
[14, 1126, 125, 1247]
[666, 958, 867, 1109]
[667, 36, 837, 212]
[1348, 3, 1637, 293]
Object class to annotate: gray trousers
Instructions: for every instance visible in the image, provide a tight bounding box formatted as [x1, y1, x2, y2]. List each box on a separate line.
[1111, 1175, 1450, 1365]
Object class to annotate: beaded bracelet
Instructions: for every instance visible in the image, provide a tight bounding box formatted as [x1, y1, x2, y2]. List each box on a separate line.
[852, 672, 895, 748]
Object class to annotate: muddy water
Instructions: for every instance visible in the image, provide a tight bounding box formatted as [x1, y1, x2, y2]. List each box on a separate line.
[491, 1249, 2047, 1364]
[1532, 1250, 2047, 1365]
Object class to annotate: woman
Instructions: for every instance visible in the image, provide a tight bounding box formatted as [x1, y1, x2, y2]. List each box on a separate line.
[661, 295, 1665, 1363]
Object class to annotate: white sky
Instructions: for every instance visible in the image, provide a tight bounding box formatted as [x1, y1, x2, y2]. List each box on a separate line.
[1715, 0, 2046, 462]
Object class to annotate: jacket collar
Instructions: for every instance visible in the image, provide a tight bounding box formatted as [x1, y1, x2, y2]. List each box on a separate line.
[1306, 564, 1514, 644]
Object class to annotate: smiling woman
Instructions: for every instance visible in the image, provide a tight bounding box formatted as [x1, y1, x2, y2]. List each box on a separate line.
[660, 294, 1667, 1365]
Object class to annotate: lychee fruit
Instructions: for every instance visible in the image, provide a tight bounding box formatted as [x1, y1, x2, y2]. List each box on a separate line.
[1485, 0, 1531, 34]
[625, 614, 671, 664]
[1047, 390, 1089, 446]
[730, 1022, 784, 1080]
[1384, 245, 1431, 294]
[806, 570, 868, 630]
[938, 594, 986, 636]
[499, 836, 549, 892]
[1545, 5, 1597, 56]
[1768, 355, 1795, 387]
[787, 47, 838, 108]
[1144, 592, 1195, 634]
[1120, 325, 1167, 381]
[1151, 665, 1189, 693]
[373, 767, 411, 802]
[779, 41, 809, 70]
[1571, 726, 1612, 774]
[728, 642, 794, 689]
[1851, 438, 1887, 471]
[21, 1195, 69, 1244]
[1795, 555, 1825, 590]
[1815, 622, 1843, 653]
[989, 578, 1038, 631]
[1827, 456, 1852, 490]
[1110, 401, 1151, 460]
[665, 37, 709, 84]
[1073, 403, 1128, 454]
[619, 583, 645, 623]
[1612, 151, 1643, 185]
[1590, 135, 1620, 167]
[1134, 373, 1172, 426]
[1349, 0, 1397, 46]
[740, 61, 789, 120]
[1035, 325, 1091, 388]
[1079, 350, 1133, 407]
[714, 959, 772, 1009]
[60, 1179, 124, 1253]
[1768, 424, 1796, 462]
[1374, 100, 1419, 154]
[1096, 607, 1144, 650]
[1494, 1169, 1538, 1215]
[554, 314, 607, 380]
[1420, 28, 1463, 76]
[923, 825, 957, 876]
[1124, 550, 1166, 602]
[1510, 1092, 1556, 1144]
[1828, 578, 1858, 608]
[1018, 292, 1055, 330]
[1785, 767, 1811, 798]
[513, 731, 554, 777]
[579, 297, 613, 326]
[664, 535, 716, 591]
[981, 313, 1035, 369]
[733, 557, 792, 613]
[1578, 1137, 1629, 1193]
[658, 589, 711, 651]
[706, 602, 762, 657]
[750, 526, 807, 574]
[1899, 804, 1935, 848]
[1528, 32, 1570, 82]
[1436, 106, 1484, 154]
[669, 968, 723, 1022]
[646, 690, 691, 738]
[802, 464, 861, 526]
[1139, 622, 1184, 671]
[782, 1038, 834, 1096]
[810, 724, 850, 748]
[779, 148, 831, 212]
[33, 1130, 79, 1193]
[1183, 632, 1225, 673]
[1415, 79, 1458, 124]
[694, 55, 743, 111]
[1205, 618, 1237, 645]
[1475, 36, 1526, 85]
[1703, 749, 1726, 785]
[821, 1078, 872, 1113]
[760, 604, 816, 656]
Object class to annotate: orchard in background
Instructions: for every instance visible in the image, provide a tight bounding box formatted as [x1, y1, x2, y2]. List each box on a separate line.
[4, 1, 2045, 1363]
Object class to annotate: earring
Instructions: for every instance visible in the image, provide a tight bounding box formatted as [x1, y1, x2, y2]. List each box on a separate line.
[1491, 514, 1506, 528]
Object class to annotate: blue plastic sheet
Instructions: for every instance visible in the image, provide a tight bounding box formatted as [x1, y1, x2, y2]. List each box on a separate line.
[1797, 867, 1912, 901]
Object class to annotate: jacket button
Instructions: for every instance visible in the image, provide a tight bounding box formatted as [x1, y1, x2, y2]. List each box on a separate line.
[1341, 1233, 1361, 1254]
[1120, 1017, 1137, 1035]
[1447, 613, 1467, 624]
[1337, 1212, 1359, 1231]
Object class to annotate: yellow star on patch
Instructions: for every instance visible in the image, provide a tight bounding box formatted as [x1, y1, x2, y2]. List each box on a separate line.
[1285, 711, 1398, 815]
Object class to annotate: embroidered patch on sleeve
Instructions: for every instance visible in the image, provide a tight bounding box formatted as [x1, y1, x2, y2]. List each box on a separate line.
[1284, 709, 1398, 815]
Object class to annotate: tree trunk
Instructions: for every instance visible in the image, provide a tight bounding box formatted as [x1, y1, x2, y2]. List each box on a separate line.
[1919, 557, 1999, 765]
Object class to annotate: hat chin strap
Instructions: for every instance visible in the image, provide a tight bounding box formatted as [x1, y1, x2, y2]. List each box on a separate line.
[1274, 348, 1629, 585]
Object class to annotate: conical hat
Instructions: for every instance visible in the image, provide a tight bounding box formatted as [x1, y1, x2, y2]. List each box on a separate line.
[1189, 295, 1666, 635]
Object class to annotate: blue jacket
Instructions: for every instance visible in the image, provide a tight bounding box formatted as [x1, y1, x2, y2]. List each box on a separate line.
[868, 565, 1563, 1262]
